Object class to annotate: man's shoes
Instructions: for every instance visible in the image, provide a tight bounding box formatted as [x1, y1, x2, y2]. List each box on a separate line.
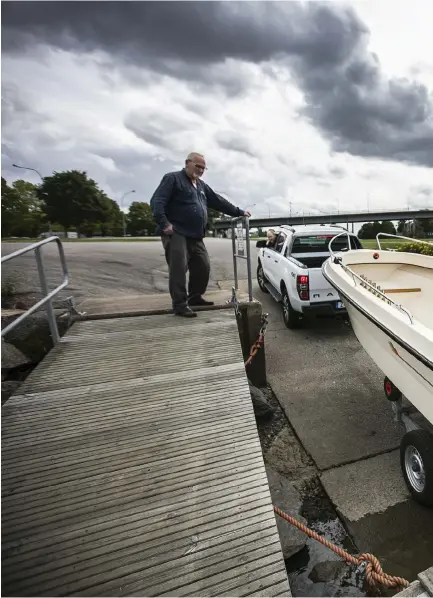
[188, 296, 215, 307]
[174, 307, 198, 318]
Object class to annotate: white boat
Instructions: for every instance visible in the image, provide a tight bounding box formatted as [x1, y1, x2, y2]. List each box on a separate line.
[323, 233, 433, 505]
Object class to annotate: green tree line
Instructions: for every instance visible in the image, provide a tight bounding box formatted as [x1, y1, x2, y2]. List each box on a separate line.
[1, 170, 156, 238]
[358, 219, 433, 239]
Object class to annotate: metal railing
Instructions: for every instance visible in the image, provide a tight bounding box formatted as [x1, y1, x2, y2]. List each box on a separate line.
[376, 232, 431, 250]
[328, 232, 414, 324]
[1, 237, 69, 343]
[231, 216, 253, 302]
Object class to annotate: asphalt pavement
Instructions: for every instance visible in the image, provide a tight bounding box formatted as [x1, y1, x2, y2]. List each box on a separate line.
[2, 237, 433, 582]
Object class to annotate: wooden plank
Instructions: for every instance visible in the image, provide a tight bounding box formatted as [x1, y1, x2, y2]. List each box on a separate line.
[419, 567, 433, 595]
[383, 287, 421, 293]
[1, 310, 290, 597]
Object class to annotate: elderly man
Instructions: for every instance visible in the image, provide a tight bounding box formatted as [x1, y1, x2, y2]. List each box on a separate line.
[150, 152, 250, 317]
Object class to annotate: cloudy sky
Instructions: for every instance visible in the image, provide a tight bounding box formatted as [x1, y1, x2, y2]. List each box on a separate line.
[2, 1, 433, 217]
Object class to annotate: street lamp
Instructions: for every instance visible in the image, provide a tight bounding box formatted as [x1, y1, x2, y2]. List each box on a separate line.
[119, 189, 136, 237]
[12, 163, 52, 234]
[12, 163, 43, 180]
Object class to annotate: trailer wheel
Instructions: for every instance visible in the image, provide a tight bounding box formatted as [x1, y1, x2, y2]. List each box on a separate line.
[400, 430, 433, 507]
[257, 262, 269, 294]
[384, 377, 402, 401]
[282, 287, 302, 329]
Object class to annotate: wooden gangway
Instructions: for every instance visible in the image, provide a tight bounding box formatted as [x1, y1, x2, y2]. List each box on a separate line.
[2, 309, 290, 597]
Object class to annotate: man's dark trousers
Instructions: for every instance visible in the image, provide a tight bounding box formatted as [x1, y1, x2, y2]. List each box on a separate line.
[161, 232, 210, 311]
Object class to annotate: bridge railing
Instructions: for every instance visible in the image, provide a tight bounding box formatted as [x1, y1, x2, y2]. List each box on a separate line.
[230, 216, 253, 302]
[1, 237, 69, 344]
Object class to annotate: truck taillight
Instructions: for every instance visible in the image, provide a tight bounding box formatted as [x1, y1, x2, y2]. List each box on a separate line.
[297, 275, 309, 300]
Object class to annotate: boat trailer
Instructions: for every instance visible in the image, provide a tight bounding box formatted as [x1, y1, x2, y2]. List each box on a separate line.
[384, 377, 433, 507]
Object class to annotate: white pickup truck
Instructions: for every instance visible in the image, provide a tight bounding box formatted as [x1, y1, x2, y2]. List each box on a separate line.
[256, 225, 362, 328]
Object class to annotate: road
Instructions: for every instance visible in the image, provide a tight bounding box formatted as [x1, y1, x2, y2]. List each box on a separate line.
[2, 238, 433, 584]
[1, 238, 246, 304]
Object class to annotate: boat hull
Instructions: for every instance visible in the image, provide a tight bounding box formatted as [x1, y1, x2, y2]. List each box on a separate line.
[346, 300, 433, 424]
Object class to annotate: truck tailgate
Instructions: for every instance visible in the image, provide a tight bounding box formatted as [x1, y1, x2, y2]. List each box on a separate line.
[309, 268, 340, 303]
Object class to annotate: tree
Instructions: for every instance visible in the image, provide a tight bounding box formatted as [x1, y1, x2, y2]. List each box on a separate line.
[127, 202, 156, 236]
[1, 178, 46, 237]
[207, 208, 221, 236]
[358, 221, 396, 239]
[397, 219, 407, 234]
[38, 170, 109, 234]
[413, 218, 433, 237]
[102, 199, 124, 237]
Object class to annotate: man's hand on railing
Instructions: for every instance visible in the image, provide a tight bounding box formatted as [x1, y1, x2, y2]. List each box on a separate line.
[243, 211, 251, 217]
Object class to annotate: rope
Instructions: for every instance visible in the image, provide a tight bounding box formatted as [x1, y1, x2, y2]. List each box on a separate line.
[273, 506, 409, 593]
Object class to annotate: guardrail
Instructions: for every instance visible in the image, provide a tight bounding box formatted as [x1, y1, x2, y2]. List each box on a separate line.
[230, 216, 253, 302]
[376, 232, 431, 249]
[1, 237, 69, 344]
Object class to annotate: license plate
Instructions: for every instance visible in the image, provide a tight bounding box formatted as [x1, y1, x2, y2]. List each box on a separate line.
[336, 301, 345, 310]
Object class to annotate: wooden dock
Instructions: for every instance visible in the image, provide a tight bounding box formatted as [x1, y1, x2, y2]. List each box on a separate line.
[2, 309, 290, 596]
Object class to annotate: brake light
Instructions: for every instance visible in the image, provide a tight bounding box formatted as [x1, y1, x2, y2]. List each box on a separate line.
[296, 275, 310, 300]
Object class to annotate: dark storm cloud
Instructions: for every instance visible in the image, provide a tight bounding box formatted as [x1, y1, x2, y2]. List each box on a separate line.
[2, 1, 433, 167]
[215, 131, 256, 158]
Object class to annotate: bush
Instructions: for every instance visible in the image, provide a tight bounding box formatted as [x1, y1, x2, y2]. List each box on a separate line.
[397, 242, 433, 256]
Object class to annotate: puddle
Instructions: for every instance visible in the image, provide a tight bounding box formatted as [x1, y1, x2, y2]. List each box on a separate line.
[286, 518, 365, 597]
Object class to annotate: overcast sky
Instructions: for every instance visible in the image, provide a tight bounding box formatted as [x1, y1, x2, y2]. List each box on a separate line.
[2, 1, 433, 217]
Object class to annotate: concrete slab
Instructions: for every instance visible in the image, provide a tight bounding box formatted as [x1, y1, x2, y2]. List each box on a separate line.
[347, 500, 433, 583]
[266, 323, 403, 470]
[321, 454, 433, 583]
[320, 451, 409, 522]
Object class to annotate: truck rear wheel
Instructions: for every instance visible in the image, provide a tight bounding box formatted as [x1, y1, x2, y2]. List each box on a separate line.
[282, 287, 302, 329]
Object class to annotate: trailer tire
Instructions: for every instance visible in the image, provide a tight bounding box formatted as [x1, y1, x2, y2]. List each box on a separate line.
[384, 377, 402, 401]
[282, 287, 302, 329]
[257, 262, 269, 294]
[400, 430, 433, 507]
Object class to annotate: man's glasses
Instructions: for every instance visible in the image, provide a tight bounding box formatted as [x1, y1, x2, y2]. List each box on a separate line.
[188, 160, 207, 171]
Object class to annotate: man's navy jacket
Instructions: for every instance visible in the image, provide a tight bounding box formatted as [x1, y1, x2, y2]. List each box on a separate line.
[150, 169, 244, 239]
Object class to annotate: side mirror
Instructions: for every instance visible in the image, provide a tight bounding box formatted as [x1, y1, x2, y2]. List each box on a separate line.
[256, 240, 267, 248]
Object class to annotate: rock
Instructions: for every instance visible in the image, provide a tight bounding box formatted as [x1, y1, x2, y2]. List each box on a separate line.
[309, 560, 346, 583]
[1, 380, 21, 404]
[3, 310, 70, 363]
[265, 427, 317, 479]
[2, 341, 32, 371]
[249, 383, 274, 420]
[266, 466, 308, 559]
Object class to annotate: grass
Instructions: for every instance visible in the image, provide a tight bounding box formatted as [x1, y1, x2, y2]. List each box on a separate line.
[2, 237, 160, 243]
[1, 278, 16, 298]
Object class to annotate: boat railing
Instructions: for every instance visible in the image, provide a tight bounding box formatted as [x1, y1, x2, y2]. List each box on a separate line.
[376, 232, 432, 249]
[328, 232, 414, 325]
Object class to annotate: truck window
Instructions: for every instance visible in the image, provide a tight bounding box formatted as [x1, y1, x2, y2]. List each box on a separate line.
[274, 233, 287, 253]
[291, 234, 360, 254]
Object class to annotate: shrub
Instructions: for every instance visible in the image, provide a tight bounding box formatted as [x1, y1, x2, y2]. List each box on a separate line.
[397, 242, 433, 256]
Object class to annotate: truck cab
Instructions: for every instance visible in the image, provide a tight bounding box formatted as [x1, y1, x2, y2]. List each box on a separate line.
[256, 225, 362, 328]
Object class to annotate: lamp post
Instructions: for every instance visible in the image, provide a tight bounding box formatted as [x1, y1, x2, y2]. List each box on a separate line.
[119, 189, 135, 237]
[12, 163, 52, 234]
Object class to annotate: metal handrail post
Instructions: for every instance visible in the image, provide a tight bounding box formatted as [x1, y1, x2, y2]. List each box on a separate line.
[231, 220, 238, 290]
[1, 236, 69, 342]
[245, 217, 253, 301]
[34, 246, 60, 344]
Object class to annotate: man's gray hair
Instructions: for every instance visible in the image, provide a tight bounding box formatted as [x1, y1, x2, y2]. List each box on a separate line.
[186, 152, 205, 161]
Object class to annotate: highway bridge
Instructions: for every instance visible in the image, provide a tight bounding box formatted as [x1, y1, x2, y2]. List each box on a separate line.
[214, 208, 432, 230]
